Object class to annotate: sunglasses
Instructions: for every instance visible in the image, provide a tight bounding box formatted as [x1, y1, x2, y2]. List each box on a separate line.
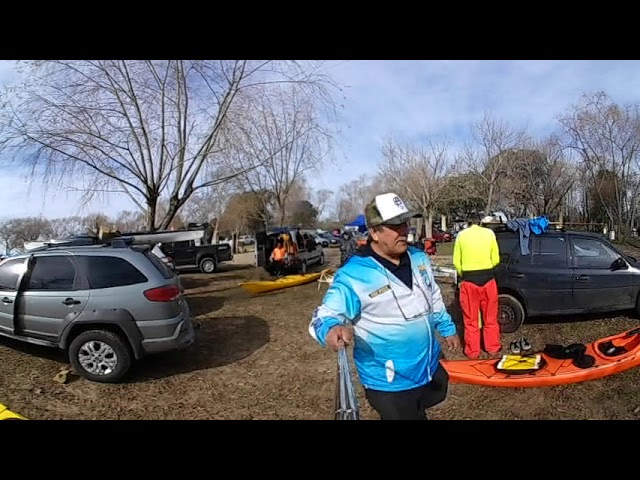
[382, 268, 433, 321]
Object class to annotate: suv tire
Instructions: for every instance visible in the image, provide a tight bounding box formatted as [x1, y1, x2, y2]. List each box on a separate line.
[498, 294, 525, 333]
[68, 330, 132, 383]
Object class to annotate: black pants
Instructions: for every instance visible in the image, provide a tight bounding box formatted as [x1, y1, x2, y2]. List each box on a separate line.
[364, 363, 449, 420]
[271, 260, 284, 276]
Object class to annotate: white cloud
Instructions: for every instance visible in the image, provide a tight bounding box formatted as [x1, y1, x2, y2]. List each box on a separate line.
[2, 60, 640, 218]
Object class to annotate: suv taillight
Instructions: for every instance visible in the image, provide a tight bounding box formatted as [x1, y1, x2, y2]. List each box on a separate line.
[144, 285, 180, 302]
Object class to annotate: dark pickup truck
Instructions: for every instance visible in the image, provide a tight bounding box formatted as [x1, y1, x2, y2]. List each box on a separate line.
[160, 239, 233, 273]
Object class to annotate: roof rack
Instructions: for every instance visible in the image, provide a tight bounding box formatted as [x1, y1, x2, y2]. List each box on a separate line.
[104, 236, 136, 248]
[23, 236, 105, 252]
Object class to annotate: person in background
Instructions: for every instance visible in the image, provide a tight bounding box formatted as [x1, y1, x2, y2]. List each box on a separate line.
[453, 213, 502, 359]
[309, 192, 461, 420]
[269, 239, 287, 277]
[339, 230, 358, 266]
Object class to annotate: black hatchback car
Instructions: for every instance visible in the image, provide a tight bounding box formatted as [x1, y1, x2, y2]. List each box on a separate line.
[491, 229, 640, 333]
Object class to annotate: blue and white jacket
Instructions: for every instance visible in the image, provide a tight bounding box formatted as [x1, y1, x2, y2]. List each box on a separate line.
[309, 246, 457, 392]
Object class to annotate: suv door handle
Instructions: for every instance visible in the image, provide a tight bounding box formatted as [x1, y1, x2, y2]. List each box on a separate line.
[575, 275, 589, 282]
[62, 298, 81, 306]
[510, 273, 524, 279]
[2, 297, 13, 304]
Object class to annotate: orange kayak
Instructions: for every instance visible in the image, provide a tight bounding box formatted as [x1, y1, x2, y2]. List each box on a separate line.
[441, 326, 640, 388]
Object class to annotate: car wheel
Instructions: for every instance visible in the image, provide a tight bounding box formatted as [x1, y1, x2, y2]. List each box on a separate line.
[199, 257, 217, 274]
[68, 330, 132, 384]
[498, 294, 525, 333]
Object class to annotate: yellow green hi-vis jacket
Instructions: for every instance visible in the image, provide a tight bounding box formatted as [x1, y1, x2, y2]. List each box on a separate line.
[453, 225, 500, 276]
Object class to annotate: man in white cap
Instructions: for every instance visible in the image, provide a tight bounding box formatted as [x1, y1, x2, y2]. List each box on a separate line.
[309, 192, 461, 420]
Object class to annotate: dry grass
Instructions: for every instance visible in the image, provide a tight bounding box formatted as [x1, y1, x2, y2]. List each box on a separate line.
[1, 246, 640, 420]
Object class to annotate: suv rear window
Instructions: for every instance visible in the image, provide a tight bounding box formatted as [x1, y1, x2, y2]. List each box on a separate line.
[77, 256, 149, 289]
[144, 250, 175, 279]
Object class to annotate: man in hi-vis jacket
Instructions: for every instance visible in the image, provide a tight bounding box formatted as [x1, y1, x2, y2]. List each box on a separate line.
[309, 193, 461, 420]
[453, 214, 502, 359]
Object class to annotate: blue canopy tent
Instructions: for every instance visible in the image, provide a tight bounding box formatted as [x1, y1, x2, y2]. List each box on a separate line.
[345, 214, 367, 233]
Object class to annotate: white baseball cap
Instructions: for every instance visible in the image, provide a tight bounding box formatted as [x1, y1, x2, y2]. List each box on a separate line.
[364, 193, 422, 227]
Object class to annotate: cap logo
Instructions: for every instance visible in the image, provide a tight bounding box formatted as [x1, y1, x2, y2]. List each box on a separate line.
[393, 196, 403, 207]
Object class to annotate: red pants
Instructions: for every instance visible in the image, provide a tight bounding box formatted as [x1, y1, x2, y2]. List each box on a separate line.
[459, 279, 501, 359]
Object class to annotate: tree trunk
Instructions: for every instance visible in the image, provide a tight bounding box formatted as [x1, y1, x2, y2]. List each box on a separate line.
[415, 218, 424, 239]
[233, 228, 239, 254]
[146, 197, 158, 231]
[485, 183, 495, 216]
[212, 217, 220, 244]
[426, 209, 434, 239]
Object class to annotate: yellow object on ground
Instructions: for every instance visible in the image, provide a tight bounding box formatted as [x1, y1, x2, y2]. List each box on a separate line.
[497, 354, 542, 372]
[241, 272, 323, 295]
[0, 403, 27, 420]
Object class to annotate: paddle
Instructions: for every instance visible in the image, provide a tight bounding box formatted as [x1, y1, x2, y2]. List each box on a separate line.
[334, 344, 360, 420]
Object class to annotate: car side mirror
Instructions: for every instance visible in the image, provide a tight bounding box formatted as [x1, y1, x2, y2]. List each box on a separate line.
[612, 257, 628, 271]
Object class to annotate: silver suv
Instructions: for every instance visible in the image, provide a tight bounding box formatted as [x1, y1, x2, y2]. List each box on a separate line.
[0, 240, 195, 383]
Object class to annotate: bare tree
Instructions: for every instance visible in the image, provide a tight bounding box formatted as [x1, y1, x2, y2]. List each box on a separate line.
[231, 83, 334, 226]
[113, 210, 146, 232]
[218, 190, 275, 238]
[0, 60, 340, 231]
[500, 137, 576, 219]
[462, 113, 529, 214]
[181, 180, 233, 242]
[49, 215, 90, 237]
[311, 188, 333, 221]
[332, 174, 387, 224]
[558, 91, 640, 236]
[283, 179, 310, 222]
[0, 217, 54, 252]
[379, 137, 455, 236]
[82, 213, 113, 236]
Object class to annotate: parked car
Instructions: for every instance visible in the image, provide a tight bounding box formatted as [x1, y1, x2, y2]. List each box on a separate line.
[432, 226, 453, 243]
[486, 229, 640, 333]
[0, 240, 195, 383]
[314, 235, 329, 248]
[238, 235, 255, 246]
[320, 232, 340, 248]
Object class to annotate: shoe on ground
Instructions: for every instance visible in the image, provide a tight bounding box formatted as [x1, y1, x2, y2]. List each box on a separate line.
[520, 337, 532, 352]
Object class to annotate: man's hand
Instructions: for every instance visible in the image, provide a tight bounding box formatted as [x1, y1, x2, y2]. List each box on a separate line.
[444, 334, 461, 351]
[325, 325, 353, 352]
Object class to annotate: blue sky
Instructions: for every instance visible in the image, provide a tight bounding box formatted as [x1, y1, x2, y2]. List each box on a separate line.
[2, 60, 640, 220]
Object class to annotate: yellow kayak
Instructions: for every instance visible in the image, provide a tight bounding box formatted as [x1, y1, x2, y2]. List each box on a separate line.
[0, 403, 27, 420]
[241, 272, 323, 295]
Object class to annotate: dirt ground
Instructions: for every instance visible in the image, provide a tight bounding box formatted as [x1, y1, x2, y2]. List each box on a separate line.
[2, 246, 640, 420]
